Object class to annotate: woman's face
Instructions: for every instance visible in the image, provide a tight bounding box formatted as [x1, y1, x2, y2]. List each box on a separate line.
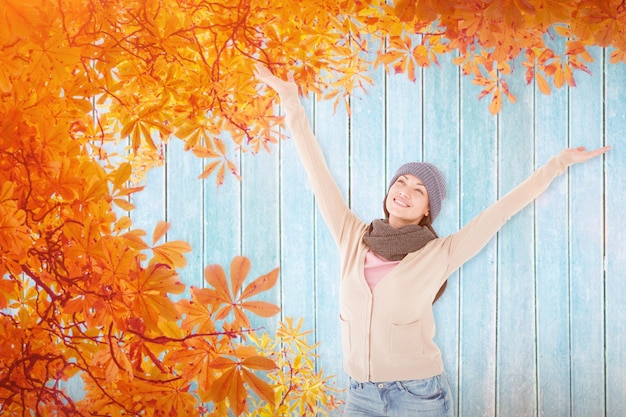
[385, 174, 430, 228]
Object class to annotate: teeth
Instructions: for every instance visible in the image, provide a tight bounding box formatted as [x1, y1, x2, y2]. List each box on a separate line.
[395, 198, 409, 207]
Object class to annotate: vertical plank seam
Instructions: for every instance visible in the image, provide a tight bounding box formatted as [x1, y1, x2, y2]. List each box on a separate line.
[384, 40, 389, 196]
[494, 94, 500, 417]
[202, 145, 206, 286]
[455, 58, 462, 417]
[566, 75, 574, 417]
[278, 101, 284, 324]
[532, 75, 540, 417]
[311, 95, 320, 372]
[601, 47, 608, 417]
[347, 81, 353, 211]
[164, 142, 169, 242]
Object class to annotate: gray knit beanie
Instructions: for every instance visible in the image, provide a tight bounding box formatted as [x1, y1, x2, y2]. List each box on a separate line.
[387, 162, 447, 222]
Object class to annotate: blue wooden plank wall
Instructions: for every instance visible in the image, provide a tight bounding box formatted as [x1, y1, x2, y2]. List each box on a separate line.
[131, 45, 625, 416]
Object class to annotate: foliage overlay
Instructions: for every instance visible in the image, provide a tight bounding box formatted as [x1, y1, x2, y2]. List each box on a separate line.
[1, 0, 624, 415]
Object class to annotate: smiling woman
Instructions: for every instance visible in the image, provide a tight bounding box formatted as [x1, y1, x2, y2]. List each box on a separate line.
[384, 162, 446, 229]
[254, 62, 611, 417]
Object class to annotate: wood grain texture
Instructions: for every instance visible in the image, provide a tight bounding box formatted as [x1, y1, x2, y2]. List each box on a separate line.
[458, 66, 499, 417]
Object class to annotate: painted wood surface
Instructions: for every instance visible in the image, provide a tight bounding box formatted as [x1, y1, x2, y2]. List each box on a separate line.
[131, 46, 625, 416]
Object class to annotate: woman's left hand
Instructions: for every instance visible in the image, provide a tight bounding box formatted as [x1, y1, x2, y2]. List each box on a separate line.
[560, 146, 611, 164]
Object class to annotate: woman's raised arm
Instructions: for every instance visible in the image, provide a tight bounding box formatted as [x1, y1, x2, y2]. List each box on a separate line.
[254, 63, 359, 245]
[442, 144, 610, 275]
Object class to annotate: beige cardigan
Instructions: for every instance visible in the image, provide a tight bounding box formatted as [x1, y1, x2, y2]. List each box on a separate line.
[282, 95, 572, 383]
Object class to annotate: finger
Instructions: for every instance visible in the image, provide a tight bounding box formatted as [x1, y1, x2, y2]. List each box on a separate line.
[254, 62, 272, 78]
[589, 145, 611, 157]
[254, 62, 267, 73]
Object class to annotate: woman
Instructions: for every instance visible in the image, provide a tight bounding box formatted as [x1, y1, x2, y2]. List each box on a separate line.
[254, 63, 610, 417]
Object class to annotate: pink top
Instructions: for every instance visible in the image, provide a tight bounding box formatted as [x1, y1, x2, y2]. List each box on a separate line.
[364, 250, 400, 290]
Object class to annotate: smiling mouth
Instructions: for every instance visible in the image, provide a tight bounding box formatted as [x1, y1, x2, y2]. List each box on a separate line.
[393, 197, 410, 208]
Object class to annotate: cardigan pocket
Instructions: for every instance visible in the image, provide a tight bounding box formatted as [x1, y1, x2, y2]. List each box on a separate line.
[390, 320, 423, 355]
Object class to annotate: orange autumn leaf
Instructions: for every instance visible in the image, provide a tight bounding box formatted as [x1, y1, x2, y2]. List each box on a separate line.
[129, 264, 185, 330]
[242, 368, 276, 405]
[152, 240, 192, 268]
[151, 220, 169, 245]
[202, 261, 280, 328]
[240, 268, 280, 300]
[204, 264, 231, 303]
[239, 301, 282, 318]
[536, 72, 552, 95]
[241, 355, 276, 371]
[4, 0, 624, 414]
[230, 256, 251, 297]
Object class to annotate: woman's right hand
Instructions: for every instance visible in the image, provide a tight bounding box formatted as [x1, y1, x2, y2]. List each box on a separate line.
[254, 62, 299, 100]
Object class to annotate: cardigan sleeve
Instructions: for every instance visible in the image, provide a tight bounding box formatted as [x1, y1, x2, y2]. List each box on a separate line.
[442, 153, 573, 276]
[281, 95, 360, 246]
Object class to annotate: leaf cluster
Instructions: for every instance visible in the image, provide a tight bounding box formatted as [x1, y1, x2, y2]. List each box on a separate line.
[245, 318, 342, 417]
[385, 0, 624, 113]
[3, 0, 623, 183]
[2, 0, 624, 414]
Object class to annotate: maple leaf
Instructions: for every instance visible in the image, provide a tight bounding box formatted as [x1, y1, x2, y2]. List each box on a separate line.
[203, 257, 281, 328]
[125, 263, 185, 331]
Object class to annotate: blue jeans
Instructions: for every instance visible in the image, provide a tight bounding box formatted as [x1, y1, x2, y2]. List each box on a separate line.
[342, 373, 454, 417]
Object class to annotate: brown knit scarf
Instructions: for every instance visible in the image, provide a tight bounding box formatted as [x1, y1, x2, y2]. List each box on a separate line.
[362, 219, 436, 261]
